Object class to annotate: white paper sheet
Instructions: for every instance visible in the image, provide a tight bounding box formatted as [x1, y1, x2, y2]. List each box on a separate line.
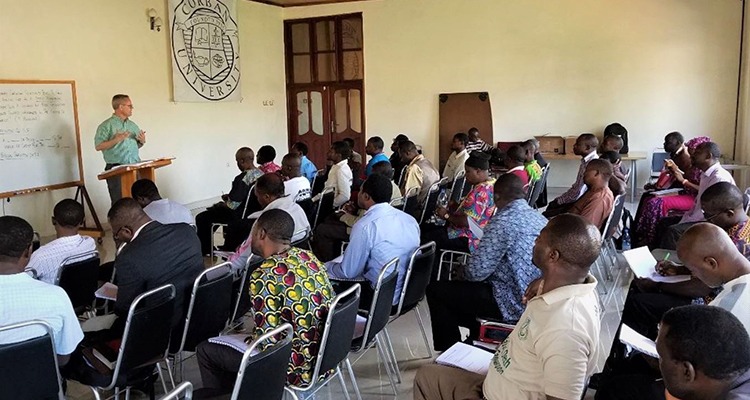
[622, 247, 690, 283]
[467, 217, 484, 240]
[435, 342, 493, 375]
[619, 324, 659, 358]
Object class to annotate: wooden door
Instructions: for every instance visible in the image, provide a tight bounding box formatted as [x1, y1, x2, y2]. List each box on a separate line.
[330, 84, 365, 156]
[290, 87, 329, 168]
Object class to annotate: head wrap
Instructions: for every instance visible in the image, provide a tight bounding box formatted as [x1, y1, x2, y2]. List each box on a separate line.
[465, 152, 490, 170]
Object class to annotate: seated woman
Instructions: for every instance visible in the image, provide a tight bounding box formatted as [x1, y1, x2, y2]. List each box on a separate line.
[633, 133, 710, 248]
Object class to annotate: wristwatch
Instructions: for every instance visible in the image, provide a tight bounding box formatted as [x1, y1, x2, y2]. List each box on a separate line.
[443, 212, 450, 220]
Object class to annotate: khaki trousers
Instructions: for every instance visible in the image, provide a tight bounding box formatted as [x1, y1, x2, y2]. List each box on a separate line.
[413, 364, 485, 400]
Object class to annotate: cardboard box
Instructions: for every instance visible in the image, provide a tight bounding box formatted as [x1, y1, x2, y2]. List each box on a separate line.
[535, 136, 565, 154]
[564, 136, 578, 155]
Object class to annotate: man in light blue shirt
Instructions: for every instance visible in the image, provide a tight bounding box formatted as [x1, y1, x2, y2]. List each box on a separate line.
[365, 136, 391, 177]
[326, 174, 420, 305]
[291, 142, 318, 183]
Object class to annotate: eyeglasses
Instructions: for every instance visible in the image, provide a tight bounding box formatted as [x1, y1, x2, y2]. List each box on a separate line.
[701, 209, 726, 221]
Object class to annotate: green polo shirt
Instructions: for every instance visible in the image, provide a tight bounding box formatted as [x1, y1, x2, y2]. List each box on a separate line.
[94, 114, 142, 164]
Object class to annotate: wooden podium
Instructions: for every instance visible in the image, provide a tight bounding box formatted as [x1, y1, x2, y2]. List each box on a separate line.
[97, 158, 174, 198]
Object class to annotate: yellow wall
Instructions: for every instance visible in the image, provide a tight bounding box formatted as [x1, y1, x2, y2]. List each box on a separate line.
[0, 0, 287, 235]
[284, 0, 743, 183]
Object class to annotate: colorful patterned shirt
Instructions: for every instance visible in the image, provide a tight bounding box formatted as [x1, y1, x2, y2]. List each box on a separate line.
[728, 220, 750, 259]
[94, 114, 142, 164]
[260, 162, 281, 174]
[448, 179, 496, 252]
[525, 160, 543, 182]
[249, 247, 334, 386]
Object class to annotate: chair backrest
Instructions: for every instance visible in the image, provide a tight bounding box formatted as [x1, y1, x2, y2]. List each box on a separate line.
[230, 256, 266, 324]
[449, 170, 466, 203]
[311, 168, 327, 197]
[419, 178, 450, 225]
[231, 323, 294, 400]
[241, 183, 257, 219]
[112, 285, 176, 387]
[291, 229, 312, 249]
[306, 284, 361, 387]
[396, 166, 407, 186]
[56, 251, 100, 311]
[651, 149, 669, 177]
[394, 242, 436, 316]
[360, 259, 399, 348]
[744, 188, 750, 215]
[402, 187, 420, 216]
[174, 263, 234, 353]
[160, 382, 193, 400]
[528, 164, 550, 207]
[0, 320, 63, 400]
[601, 194, 626, 240]
[312, 187, 335, 229]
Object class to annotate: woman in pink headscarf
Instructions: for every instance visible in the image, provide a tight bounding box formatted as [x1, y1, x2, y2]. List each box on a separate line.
[633, 133, 711, 248]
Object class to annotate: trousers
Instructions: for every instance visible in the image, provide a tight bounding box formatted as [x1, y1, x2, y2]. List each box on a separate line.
[413, 364, 484, 400]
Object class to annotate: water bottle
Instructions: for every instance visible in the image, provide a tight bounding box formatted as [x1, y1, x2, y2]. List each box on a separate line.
[434, 189, 449, 226]
[621, 227, 631, 250]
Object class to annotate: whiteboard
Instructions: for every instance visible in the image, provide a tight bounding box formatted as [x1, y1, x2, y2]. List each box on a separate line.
[0, 81, 83, 197]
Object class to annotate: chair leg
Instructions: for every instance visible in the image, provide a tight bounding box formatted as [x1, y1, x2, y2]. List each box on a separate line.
[124, 387, 131, 400]
[114, 387, 120, 400]
[375, 335, 398, 395]
[414, 306, 434, 358]
[156, 362, 169, 394]
[336, 366, 352, 400]
[344, 358, 363, 400]
[88, 387, 102, 400]
[381, 328, 402, 383]
[284, 387, 301, 400]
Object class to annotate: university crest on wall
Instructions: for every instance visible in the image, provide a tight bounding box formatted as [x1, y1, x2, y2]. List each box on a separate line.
[170, 0, 241, 102]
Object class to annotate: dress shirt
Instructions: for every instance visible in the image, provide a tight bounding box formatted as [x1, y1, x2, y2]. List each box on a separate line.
[26, 234, 97, 284]
[0, 273, 84, 355]
[365, 152, 390, 176]
[442, 149, 469, 180]
[300, 155, 318, 183]
[555, 151, 598, 205]
[94, 114, 142, 164]
[284, 176, 312, 201]
[229, 196, 311, 272]
[447, 179, 496, 252]
[326, 203, 420, 304]
[465, 139, 493, 154]
[483, 275, 600, 400]
[249, 247, 333, 385]
[324, 160, 353, 207]
[710, 273, 750, 331]
[569, 187, 614, 230]
[680, 162, 735, 223]
[259, 162, 281, 174]
[465, 199, 547, 321]
[144, 198, 194, 225]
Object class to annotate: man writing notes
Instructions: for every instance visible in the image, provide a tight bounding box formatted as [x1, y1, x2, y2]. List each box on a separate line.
[95, 94, 146, 204]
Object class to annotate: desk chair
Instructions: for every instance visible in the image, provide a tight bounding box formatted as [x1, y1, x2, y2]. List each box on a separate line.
[0, 320, 64, 400]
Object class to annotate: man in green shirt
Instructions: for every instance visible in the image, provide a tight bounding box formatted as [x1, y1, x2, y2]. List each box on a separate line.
[94, 94, 146, 204]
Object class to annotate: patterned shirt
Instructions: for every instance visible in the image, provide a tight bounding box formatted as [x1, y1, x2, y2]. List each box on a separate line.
[249, 247, 334, 386]
[729, 220, 750, 259]
[466, 199, 547, 321]
[448, 179, 496, 252]
[525, 160, 543, 182]
[94, 114, 142, 164]
[226, 169, 264, 211]
[259, 162, 281, 174]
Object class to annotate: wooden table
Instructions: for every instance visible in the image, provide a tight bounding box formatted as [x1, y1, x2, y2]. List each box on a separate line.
[542, 151, 648, 202]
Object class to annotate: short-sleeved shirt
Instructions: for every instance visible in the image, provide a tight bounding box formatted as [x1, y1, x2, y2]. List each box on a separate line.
[448, 179, 496, 252]
[260, 162, 281, 174]
[483, 275, 600, 400]
[300, 156, 318, 183]
[144, 198, 194, 225]
[94, 114, 142, 164]
[365, 152, 390, 176]
[569, 187, 614, 230]
[249, 247, 333, 386]
[0, 273, 84, 355]
[25, 234, 97, 284]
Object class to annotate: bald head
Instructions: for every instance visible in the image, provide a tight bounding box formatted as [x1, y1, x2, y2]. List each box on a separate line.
[677, 223, 750, 288]
[533, 214, 601, 277]
[494, 173, 526, 208]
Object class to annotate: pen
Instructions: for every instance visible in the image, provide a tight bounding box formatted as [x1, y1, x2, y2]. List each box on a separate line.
[663, 253, 670, 262]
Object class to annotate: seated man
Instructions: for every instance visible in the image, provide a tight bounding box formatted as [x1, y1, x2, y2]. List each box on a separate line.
[414, 214, 602, 400]
[425, 174, 548, 351]
[109, 198, 204, 332]
[326, 174, 420, 306]
[364, 136, 390, 177]
[228, 173, 310, 272]
[465, 127, 493, 154]
[131, 178, 194, 225]
[280, 153, 311, 201]
[344, 137, 363, 182]
[0, 216, 84, 367]
[504, 145, 530, 188]
[543, 133, 599, 218]
[569, 159, 615, 230]
[658, 306, 750, 400]
[315, 140, 353, 208]
[660, 141, 735, 249]
[521, 139, 543, 183]
[600, 151, 628, 196]
[195, 147, 263, 255]
[257, 145, 281, 174]
[196, 209, 334, 395]
[389, 133, 410, 184]
[26, 199, 96, 284]
[399, 140, 440, 203]
[443, 132, 470, 180]
[311, 161, 402, 262]
[291, 141, 317, 183]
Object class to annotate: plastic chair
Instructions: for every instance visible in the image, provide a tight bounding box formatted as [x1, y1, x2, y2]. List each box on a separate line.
[348, 259, 400, 398]
[55, 251, 100, 314]
[171, 263, 234, 381]
[230, 323, 294, 400]
[0, 320, 64, 400]
[287, 284, 361, 400]
[75, 284, 177, 400]
[160, 382, 193, 400]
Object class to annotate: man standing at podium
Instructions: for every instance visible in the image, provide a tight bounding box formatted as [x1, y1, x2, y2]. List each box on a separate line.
[95, 94, 146, 204]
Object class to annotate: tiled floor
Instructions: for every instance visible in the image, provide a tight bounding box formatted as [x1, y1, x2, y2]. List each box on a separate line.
[65, 188, 638, 399]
